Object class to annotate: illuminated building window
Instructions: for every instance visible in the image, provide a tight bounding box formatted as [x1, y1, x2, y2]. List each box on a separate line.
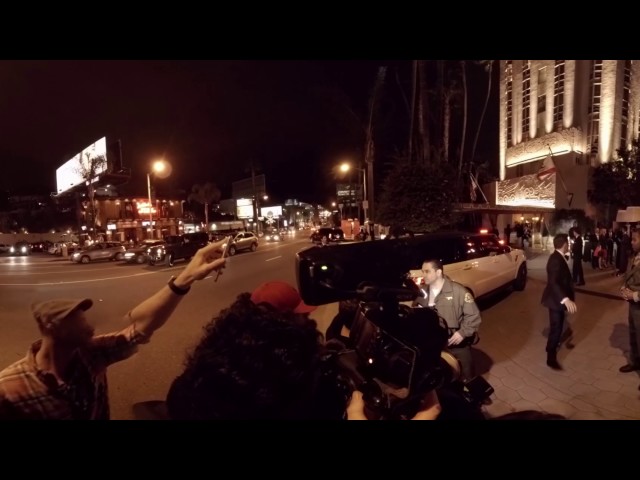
[537, 66, 547, 137]
[587, 60, 602, 160]
[522, 61, 531, 139]
[621, 60, 631, 150]
[553, 60, 565, 128]
[506, 61, 513, 145]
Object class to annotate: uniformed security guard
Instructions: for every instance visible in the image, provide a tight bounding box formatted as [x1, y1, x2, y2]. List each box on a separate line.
[412, 258, 481, 381]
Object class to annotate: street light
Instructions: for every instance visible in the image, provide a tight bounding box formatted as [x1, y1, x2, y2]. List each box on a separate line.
[147, 159, 169, 239]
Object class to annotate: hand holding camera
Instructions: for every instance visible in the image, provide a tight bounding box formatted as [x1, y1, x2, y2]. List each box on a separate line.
[347, 389, 442, 420]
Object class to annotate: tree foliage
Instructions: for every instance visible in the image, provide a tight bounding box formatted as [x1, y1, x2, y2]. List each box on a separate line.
[376, 157, 460, 232]
[188, 182, 221, 227]
[76, 153, 107, 234]
[590, 140, 640, 210]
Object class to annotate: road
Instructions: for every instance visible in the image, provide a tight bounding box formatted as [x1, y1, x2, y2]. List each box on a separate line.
[1, 243, 638, 420]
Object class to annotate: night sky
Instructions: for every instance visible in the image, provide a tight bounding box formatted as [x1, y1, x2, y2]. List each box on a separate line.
[0, 60, 497, 204]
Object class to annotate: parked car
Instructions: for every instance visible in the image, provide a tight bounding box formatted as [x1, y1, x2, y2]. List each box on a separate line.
[225, 231, 259, 255]
[310, 227, 344, 244]
[122, 240, 165, 264]
[70, 242, 126, 264]
[407, 232, 527, 299]
[10, 241, 31, 256]
[148, 232, 209, 266]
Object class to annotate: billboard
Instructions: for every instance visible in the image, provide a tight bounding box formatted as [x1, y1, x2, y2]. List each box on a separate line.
[236, 198, 254, 219]
[260, 206, 282, 218]
[56, 137, 108, 195]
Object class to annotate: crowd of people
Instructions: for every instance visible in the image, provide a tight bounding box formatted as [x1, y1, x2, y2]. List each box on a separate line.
[2, 226, 639, 421]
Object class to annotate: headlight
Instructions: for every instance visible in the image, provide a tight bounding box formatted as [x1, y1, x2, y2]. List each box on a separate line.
[124, 252, 135, 258]
[9, 247, 14, 253]
[21, 246, 27, 253]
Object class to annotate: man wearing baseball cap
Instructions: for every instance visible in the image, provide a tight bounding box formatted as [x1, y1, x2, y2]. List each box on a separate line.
[0, 238, 228, 420]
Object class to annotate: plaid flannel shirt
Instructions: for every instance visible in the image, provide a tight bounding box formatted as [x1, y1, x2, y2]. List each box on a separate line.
[0, 324, 149, 420]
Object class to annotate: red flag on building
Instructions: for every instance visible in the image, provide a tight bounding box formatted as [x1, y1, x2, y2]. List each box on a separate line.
[537, 154, 556, 181]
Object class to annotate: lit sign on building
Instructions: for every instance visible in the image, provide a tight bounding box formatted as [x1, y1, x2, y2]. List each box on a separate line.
[136, 202, 157, 215]
[497, 173, 556, 208]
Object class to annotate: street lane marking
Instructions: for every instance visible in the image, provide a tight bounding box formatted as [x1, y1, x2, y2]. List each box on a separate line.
[265, 256, 282, 262]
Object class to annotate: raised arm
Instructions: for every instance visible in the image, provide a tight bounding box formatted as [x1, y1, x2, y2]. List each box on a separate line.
[127, 238, 227, 338]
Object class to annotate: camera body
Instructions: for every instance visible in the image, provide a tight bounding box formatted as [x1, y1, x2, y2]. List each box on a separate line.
[323, 300, 464, 419]
[297, 238, 493, 419]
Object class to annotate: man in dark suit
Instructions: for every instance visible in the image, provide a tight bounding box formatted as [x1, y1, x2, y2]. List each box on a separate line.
[571, 228, 585, 286]
[541, 233, 578, 370]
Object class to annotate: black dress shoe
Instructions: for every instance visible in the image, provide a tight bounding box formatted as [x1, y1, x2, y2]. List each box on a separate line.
[619, 364, 640, 373]
[575, 282, 585, 286]
[547, 358, 563, 370]
[565, 341, 575, 349]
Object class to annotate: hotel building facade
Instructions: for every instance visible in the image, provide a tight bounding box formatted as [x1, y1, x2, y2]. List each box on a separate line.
[481, 60, 639, 235]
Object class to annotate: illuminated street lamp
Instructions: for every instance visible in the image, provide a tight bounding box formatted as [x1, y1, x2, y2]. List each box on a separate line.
[147, 159, 170, 239]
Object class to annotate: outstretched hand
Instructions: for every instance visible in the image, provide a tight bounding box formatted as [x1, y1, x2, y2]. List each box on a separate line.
[176, 238, 227, 286]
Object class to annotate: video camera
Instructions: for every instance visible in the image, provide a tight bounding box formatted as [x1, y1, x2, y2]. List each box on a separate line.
[296, 237, 493, 419]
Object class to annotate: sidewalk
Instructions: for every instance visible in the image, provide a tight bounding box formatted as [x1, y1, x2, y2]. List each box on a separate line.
[480, 245, 640, 419]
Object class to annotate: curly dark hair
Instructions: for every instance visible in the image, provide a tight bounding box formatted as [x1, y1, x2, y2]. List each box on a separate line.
[166, 292, 344, 420]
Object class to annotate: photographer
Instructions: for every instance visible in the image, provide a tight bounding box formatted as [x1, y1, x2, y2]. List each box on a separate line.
[412, 258, 481, 382]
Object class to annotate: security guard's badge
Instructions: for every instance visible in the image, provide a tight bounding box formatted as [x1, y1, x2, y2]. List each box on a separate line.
[464, 292, 474, 303]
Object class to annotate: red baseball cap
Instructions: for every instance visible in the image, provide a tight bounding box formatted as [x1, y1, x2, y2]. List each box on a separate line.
[250, 281, 316, 314]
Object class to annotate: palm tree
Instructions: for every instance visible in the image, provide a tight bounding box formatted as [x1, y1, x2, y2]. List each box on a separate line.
[469, 60, 495, 169]
[188, 182, 221, 228]
[458, 60, 468, 180]
[76, 152, 107, 236]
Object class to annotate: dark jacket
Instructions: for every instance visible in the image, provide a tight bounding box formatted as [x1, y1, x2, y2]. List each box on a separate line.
[571, 235, 583, 260]
[541, 250, 575, 311]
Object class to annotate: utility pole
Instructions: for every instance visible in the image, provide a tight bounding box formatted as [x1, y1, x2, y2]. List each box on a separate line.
[250, 161, 259, 235]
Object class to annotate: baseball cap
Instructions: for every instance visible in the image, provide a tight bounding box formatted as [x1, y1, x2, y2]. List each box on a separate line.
[31, 298, 93, 329]
[250, 281, 316, 314]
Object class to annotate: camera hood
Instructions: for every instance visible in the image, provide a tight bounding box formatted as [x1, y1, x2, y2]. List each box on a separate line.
[296, 236, 431, 306]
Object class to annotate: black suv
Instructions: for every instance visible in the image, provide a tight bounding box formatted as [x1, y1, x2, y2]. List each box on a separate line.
[148, 232, 209, 266]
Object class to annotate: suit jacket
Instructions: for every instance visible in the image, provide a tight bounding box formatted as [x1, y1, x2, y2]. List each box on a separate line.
[571, 236, 583, 260]
[541, 251, 575, 311]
